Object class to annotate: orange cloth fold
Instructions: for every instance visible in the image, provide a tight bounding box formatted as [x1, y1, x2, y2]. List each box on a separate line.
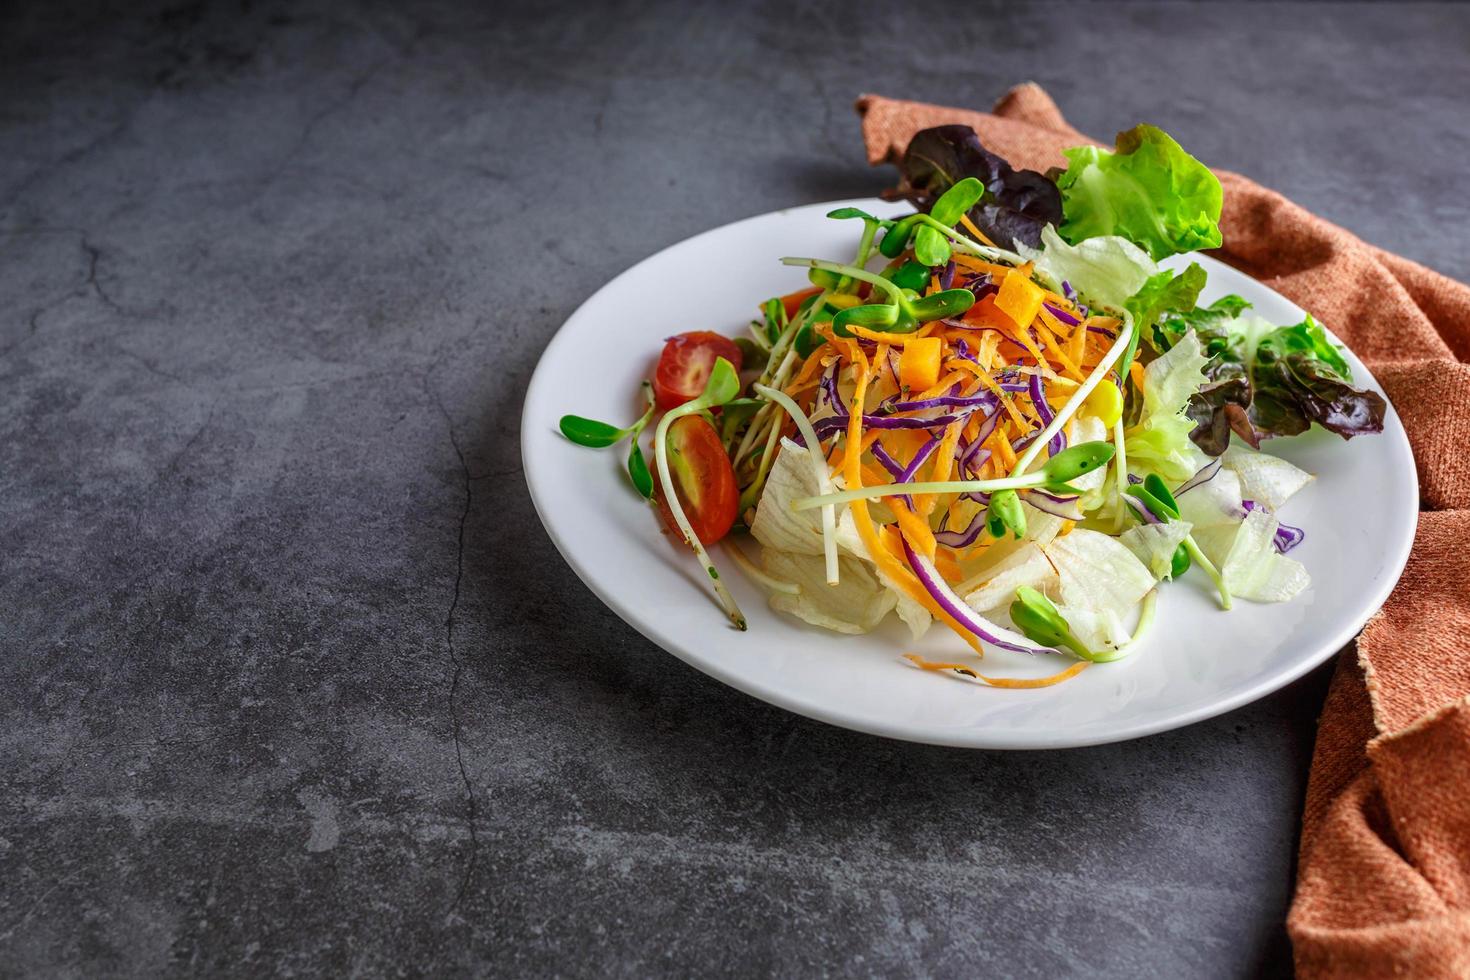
[856, 86, 1470, 977]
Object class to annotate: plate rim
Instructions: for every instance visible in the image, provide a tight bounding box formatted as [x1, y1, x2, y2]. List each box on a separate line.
[521, 198, 1419, 749]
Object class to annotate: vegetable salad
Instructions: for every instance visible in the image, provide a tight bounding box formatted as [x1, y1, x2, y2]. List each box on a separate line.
[561, 123, 1386, 687]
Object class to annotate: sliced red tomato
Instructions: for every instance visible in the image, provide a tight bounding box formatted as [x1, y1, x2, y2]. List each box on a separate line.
[653, 331, 742, 411]
[655, 415, 739, 544]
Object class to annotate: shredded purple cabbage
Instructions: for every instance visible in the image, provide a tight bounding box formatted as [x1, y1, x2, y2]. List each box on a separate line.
[870, 440, 907, 481]
[1175, 458, 1222, 496]
[1027, 372, 1065, 456]
[1242, 500, 1306, 553]
[888, 391, 998, 413]
[1123, 494, 1165, 525]
[934, 511, 987, 549]
[1021, 489, 1084, 521]
[1043, 303, 1081, 327]
[899, 536, 1051, 655]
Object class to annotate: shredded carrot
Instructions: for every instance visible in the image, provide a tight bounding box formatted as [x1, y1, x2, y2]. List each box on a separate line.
[1034, 316, 1086, 381]
[786, 350, 832, 393]
[914, 369, 966, 401]
[890, 500, 937, 560]
[1129, 360, 1146, 392]
[988, 426, 1018, 471]
[916, 420, 964, 516]
[977, 331, 1001, 371]
[841, 351, 986, 657]
[935, 551, 965, 581]
[1068, 319, 1088, 365]
[845, 322, 940, 346]
[957, 213, 997, 248]
[1007, 324, 1048, 370]
[904, 655, 1091, 688]
[826, 429, 880, 471]
[778, 286, 822, 319]
[951, 254, 1015, 278]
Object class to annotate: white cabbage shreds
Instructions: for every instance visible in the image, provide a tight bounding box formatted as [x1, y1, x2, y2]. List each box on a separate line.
[761, 549, 896, 634]
[1044, 529, 1155, 650]
[1194, 507, 1310, 603]
[1222, 446, 1313, 510]
[1119, 521, 1194, 581]
[750, 438, 928, 636]
[963, 543, 1059, 612]
[1178, 468, 1245, 530]
[750, 439, 828, 556]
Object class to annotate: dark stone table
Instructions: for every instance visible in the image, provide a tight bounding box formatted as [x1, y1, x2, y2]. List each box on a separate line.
[4, 1, 1465, 975]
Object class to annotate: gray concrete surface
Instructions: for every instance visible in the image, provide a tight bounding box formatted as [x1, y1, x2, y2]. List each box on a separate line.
[3, 0, 1466, 976]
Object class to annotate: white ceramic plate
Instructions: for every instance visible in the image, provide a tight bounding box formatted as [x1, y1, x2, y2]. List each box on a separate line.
[521, 200, 1417, 749]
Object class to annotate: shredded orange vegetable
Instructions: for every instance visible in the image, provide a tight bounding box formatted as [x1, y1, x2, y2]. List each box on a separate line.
[842, 350, 988, 657]
[957, 213, 997, 247]
[905, 655, 1091, 688]
[846, 322, 941, 346]
[917, 420, 964, 516]
[725, 247, 1127, 690]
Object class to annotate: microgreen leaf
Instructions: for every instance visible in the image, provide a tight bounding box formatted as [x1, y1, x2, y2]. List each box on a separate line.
[627, 443, 653, 498]
[986, 488, 1027, 540]
[1142, 473, 1180, 519]
[907, 288, 975, 323]
[878, 214, 920, 258]
[762, 296, 786, 344]
[1169, 543, 1191, 579]
[827, 206, 882, 222]
[886, 260, 931, 293]
[913, 225, 951, 267]
[832, 303, 901, 337]
[1039, 441, 1116, 483]
[559, 415, 626, 448]
[1010, 586, 1095, 660]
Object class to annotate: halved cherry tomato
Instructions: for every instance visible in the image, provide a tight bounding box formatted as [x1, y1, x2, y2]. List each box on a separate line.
[655, 415, 739, 544]
[653, 331, 743, 411]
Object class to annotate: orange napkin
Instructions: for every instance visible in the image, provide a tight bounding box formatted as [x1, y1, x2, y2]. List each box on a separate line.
[858, 86, 1470, 978]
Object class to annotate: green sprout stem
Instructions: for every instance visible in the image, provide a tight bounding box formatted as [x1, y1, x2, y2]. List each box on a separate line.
[780, 258, 905, 305]
[752, 383, 839, 585]
[910, 214, 1025, 267]
[1182, 535, 1232, 610]
[733, 347, 798, 466]
[1087, 588, 1160, 663]
[1011, 318, 1135, 478]
[792, 473, 1053, 511]
[652, 360, 747, 630]
[1111, 416, 1130, 533]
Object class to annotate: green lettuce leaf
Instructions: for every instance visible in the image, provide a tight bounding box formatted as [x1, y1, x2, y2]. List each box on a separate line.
[1127, 263, 1207, 340]
[1156, 294, 1252, 351]
[1018, 225, 1158, 312]
[1125, 331, 1212, 481]
[1056, 125, 1223, 261]
[1182, 312, 1386, 455]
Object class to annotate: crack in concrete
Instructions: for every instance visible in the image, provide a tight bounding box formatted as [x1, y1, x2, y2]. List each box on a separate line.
[265, 60, 387, 187]
[430, 382, 480, 913]
[113, 346, 188, 385]
[0, 118, 130, 219]
[0, 309, 44, 361]
[82, 238, 125, 316]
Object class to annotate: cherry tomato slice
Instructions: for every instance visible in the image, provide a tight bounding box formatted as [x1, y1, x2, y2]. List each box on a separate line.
[653, 331, 742, 412]
[655, 415, 739, 544]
